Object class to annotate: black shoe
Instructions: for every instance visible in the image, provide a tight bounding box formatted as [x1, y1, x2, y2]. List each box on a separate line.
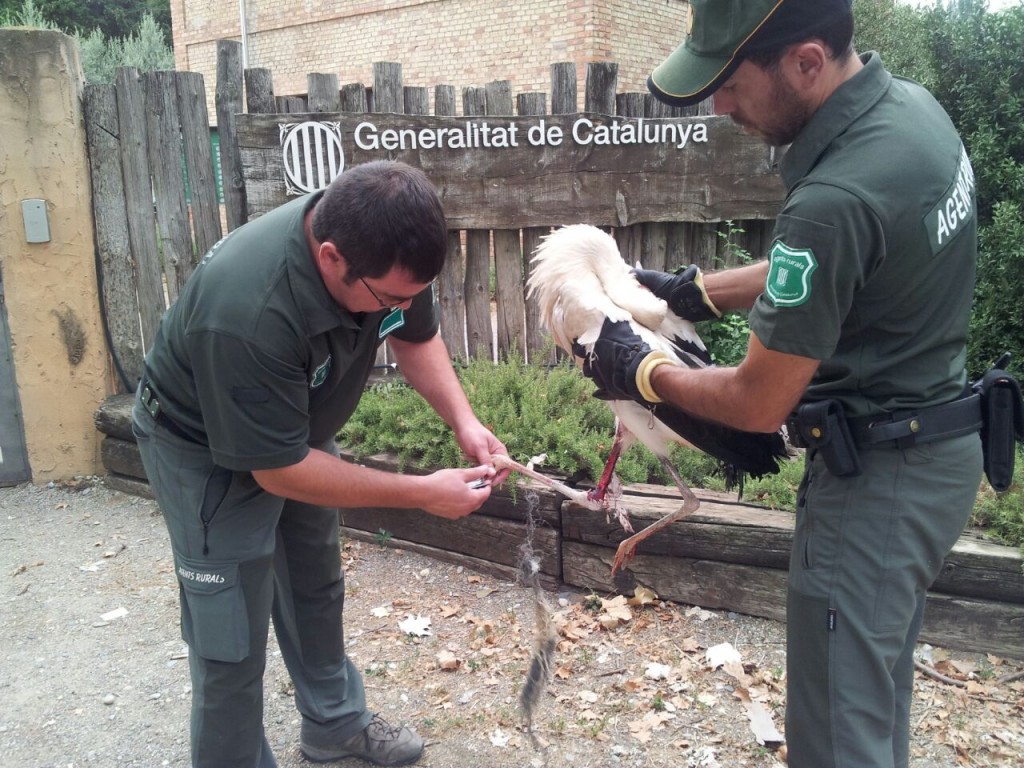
[301, 713, 424, 766]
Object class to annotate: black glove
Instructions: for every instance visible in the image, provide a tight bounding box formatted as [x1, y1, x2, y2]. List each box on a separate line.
[633, 265, 722, 322]
[571, 319, 676, 404]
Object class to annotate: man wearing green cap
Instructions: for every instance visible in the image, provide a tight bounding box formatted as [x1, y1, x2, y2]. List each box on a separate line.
[578, 2, 983, 767]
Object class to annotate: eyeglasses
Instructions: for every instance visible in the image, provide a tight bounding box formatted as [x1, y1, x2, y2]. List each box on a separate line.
[359, 276, 395, 310]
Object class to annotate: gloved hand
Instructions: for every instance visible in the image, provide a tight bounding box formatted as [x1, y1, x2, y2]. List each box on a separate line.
[633, 265, 721, 322]
[571, 319, 677, 404]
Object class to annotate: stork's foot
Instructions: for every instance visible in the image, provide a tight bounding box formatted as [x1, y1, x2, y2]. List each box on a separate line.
[611, 539, 638, 576]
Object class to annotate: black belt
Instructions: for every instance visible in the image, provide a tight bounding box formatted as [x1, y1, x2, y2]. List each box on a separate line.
[846, 394, 982, 449]
[139, 373, 204, 444]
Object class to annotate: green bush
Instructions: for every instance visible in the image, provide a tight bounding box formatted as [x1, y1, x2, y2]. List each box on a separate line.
[339, 356, 786, 490]
[340, 358, 1022, 553]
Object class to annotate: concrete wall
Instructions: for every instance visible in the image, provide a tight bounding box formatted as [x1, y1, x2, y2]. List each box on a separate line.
[170, 0, 691, 120]
[0, 29, 110, 481]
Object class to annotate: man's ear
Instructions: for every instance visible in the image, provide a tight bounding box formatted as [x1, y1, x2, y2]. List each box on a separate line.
[314, 240, 347, 281]
[786, 42, 828, 86]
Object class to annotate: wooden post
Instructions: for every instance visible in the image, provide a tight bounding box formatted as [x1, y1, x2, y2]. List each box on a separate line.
[307, 72, 340, 112]
[433, 84, 466, 361]
[144, 71, 193, 301]
[404, 86, 429, 115]
[585, 62, 617, 115]
[641, 95, 669, 272]
[84, 84, 144, 389]
[276, 95, 307, 112]
[215, 40, 247, 232]
[244, 68, 276, 113]
[176, 71, 222, 258]
[550, 62, 577, 114]
[461, 85, 492, 362]
[372, 62, 404, 113]
[114, 67, 164, 350]
[613, 92, 645, 267]
[486, 81, 525, 362]
[340, 83, 368, 112]
[517, 91, 554, 366]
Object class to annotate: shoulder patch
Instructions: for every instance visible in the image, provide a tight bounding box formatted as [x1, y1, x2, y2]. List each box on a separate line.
[765, 241, 818, 307]
[379, 308, 405, 338]
[311, 355, 332, 388]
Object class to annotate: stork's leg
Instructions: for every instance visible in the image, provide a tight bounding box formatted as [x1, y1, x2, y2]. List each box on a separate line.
[490, 454, 607, 512]
[588, 419, 629, 503]
[611, 456, 701, 575]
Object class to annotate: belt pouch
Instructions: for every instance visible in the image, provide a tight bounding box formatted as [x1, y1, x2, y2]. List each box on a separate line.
[976, 366, 1024, 492]
[796, 399, 863, 478]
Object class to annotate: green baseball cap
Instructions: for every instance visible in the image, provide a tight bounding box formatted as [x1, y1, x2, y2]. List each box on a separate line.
[648, 0, 853, 108]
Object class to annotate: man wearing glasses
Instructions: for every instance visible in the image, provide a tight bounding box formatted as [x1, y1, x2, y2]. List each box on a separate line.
[132, 160, 507, 767]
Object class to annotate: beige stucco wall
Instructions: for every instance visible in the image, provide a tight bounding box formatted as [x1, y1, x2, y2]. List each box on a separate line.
[171, 0, 690, 121]
[0, 29, 109, 481]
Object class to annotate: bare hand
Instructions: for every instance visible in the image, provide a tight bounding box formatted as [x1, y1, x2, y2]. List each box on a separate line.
[421, 465, 497, 519]
[455, 422, 512, 485]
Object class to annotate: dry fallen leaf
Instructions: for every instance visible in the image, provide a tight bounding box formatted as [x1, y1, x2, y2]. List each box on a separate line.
[598, 595, 632, 628]
[436, 650, 460, 671]
[736, 687, 785, 746]
[628, 584, 659, 606]
[398, 614, 431, 637]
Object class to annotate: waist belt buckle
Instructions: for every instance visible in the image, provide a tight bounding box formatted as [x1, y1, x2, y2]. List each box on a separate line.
[140, 383, 162, 419]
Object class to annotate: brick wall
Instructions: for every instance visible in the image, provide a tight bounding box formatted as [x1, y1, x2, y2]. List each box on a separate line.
[170, 0, 690, 120]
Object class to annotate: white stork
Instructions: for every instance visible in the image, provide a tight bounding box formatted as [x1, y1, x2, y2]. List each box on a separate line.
[493, 224, 787, 574]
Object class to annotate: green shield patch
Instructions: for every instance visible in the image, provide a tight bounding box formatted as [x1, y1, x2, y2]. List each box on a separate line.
[765, 241, 817, 307]
[311, 355, 331, 388]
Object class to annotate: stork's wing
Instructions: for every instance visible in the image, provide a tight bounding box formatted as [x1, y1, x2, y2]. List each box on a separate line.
[529, 224, 788, 480]
[648, 404, 788, 478]
[529, 224, 668, 354]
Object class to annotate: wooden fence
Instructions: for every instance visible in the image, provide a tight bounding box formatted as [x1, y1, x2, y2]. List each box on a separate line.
[84, 40, 785, 392]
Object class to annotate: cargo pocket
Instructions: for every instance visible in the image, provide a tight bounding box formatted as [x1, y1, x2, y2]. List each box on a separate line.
[175, 554, 250, 663]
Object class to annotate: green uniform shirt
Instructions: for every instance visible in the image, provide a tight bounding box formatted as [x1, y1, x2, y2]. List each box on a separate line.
[749, 53, 977, 417]
[143, 192, 439, 471]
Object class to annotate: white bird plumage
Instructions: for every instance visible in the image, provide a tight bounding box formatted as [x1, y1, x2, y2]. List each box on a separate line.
[521, 224, 786, 573]
[529, 224, 713, 463]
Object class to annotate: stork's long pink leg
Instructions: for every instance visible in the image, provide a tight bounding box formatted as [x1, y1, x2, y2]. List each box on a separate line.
[588, 419, 628, 503]
[611, 456, 701, 575]
[490, 454, 606, 512]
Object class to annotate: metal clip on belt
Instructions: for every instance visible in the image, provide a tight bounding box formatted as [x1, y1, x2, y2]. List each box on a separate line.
[846, 393, 982, 449]
[139, 373, 199, 443]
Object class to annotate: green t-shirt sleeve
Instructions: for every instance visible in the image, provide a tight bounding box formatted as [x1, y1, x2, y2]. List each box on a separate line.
[749, 184, 884, 361]
[389, 284, 440, 343]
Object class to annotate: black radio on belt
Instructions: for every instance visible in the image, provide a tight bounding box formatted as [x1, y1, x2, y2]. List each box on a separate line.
[972, 353, 1024, 492]
[786, 400, 863, 477]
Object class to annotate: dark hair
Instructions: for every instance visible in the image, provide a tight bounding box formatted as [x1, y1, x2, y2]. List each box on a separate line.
[745, 12, 855, 71]
[311, 160, 448, 284]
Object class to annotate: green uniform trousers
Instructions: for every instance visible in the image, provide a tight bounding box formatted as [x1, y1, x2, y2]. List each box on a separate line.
[132, 396, 372, 768]
[785, 433, 982, 768]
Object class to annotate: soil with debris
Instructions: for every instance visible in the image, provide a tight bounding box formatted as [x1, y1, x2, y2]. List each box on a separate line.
[1, 479, 1022, 768]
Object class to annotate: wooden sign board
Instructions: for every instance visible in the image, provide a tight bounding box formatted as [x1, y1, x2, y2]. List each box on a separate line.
[236, 113, 786, 229]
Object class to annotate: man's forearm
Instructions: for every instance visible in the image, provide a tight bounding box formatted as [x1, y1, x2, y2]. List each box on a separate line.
[703, 261, 769, 312]
[252, 448, 428, 509]
[390, 334, 478, 431]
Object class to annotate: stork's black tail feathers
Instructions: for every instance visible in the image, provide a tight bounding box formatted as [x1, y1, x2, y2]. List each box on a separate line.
[649, 403, 788, 480]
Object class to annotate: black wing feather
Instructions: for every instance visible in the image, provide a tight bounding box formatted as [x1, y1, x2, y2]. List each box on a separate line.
[649, 403, 788, 478]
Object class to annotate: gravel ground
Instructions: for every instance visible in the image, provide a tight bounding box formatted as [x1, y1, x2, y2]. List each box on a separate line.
[1, 479, 1021, 768]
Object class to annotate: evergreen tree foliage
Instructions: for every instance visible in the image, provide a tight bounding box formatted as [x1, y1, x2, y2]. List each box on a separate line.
[0, 0, 170, 40]
[855, 0, 1024, 377]
[1, 0, 173, 83]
